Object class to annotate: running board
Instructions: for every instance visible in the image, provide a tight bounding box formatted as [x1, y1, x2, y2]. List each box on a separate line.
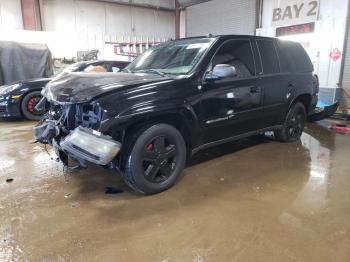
[191, 125, 283, 155]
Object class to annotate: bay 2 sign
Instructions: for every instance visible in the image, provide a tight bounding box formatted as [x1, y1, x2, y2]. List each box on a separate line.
[272, 0, 319, 27]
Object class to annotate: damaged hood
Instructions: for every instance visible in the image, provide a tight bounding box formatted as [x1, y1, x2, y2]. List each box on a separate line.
[43, 72, 175, 104]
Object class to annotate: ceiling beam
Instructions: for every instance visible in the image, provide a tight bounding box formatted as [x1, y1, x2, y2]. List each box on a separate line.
[85, 0, 176, 12]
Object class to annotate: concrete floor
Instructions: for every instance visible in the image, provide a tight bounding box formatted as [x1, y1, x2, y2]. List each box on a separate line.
[0, 120, 350, 262]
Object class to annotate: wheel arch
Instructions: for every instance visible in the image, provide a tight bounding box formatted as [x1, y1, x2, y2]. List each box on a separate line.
[289, 93, 312, 114]
[123, 110, 195, 150]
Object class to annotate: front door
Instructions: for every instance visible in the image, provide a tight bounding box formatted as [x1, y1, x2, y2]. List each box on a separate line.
[199, 39, 264, 144]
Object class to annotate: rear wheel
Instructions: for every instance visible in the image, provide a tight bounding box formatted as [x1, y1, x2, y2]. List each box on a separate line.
[21, 91, 47, 121]
[122, 124, 186, 195]
[274, 102, 306, 142]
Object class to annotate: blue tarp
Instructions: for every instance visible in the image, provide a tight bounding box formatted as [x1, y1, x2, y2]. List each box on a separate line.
[316, 100, 334, 108]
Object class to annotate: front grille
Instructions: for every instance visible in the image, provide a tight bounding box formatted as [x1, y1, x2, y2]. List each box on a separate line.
[0, 106, 6, 113]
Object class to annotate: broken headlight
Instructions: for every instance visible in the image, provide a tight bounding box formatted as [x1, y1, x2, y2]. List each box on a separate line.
[60, 126, 121, 165]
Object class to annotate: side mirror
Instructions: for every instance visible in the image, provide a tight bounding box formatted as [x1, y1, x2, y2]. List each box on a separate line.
[204, 71, 221, 81]
[205, 64, 237, 81]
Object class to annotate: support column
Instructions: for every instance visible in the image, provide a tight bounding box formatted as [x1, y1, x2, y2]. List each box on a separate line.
[21, 0, 43, 31]
[175, 0, 181, 39]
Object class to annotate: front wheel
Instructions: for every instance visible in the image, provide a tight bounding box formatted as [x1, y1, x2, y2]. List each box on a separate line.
[274, 102, 306, 142]
[21, 91, 47, 121]
[122, 124, 186, 195]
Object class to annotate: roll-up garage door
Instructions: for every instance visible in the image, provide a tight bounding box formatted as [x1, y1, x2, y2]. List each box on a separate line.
[186, 0, 256, 37]
[341, 23, 350, 110]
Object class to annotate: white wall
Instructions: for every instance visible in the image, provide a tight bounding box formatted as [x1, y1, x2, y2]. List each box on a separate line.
[0, 0, 23, 31]
[0, 0, 174, 60]
[257, 0, 348, 90]
[43, 0, 175, 39]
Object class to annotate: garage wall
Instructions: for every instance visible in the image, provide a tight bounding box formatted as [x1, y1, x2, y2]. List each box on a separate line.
[185, 0, 256, 36]
[257, 0, 348, 99]
[0, 0, 23, 31]
[341, 20, 350, 110]
[43, 0, 175, 39]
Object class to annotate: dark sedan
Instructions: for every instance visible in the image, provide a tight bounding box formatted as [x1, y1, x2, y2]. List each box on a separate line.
[0, 60, 129, 120]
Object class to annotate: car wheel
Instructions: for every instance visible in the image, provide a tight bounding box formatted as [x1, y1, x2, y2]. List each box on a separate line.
[274, 102, 306, 142]
[21, 91, 47, 121]
[123, 124, 186, 195]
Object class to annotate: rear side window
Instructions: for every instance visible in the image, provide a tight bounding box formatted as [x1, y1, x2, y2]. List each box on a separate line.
[257, 40, 280, 74]
[277, 40, 313, 73]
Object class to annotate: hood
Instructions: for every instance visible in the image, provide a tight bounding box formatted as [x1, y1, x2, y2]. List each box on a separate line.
[0, 77, 52, 96]
[44, 72, 175, 104]
[5, 77, 52, 86]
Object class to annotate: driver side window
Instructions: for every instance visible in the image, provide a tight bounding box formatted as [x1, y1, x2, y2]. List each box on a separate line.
[210, 39, 255, 78]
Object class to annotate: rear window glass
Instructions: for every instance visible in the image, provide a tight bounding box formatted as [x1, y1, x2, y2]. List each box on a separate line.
[257, 40, 280, 74]
[277, 40, 313, 73]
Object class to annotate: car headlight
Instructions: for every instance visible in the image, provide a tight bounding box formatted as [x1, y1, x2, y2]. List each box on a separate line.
[60, 127, 121, 165]
[0, 84, 21, 96]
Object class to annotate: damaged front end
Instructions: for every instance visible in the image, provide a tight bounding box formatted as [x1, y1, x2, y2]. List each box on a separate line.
[34, 100, 121, 168]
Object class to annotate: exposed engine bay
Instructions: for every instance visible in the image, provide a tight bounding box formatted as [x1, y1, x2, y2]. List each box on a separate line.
[34, 99, 121, 168]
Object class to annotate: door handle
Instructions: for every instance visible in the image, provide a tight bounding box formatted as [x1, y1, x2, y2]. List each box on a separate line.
[250, 86, 259, 93]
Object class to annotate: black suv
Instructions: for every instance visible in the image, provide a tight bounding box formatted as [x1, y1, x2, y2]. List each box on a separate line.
[34, 35, 318, 194]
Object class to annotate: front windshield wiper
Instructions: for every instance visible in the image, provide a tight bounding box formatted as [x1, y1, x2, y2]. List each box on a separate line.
[135, 69, 166, 77]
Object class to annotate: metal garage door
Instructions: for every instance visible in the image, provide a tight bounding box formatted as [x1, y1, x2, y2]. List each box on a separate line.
[342, 23, 350, 110]
[186, 0, 256, 37]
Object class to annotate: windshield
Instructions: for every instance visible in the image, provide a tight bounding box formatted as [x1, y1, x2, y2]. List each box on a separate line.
[54, 62, 85, 77]
[125, 38, 215, 75]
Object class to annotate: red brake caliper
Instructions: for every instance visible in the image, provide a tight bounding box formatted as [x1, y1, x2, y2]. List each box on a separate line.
[27, 98, 35, 112]
[147, 143, 153, 151]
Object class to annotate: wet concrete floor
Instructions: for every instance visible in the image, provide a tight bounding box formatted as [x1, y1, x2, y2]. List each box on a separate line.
[0, 120, 350, 261]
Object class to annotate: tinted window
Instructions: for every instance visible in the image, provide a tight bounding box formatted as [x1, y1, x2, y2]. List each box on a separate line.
[257, 40, 280, 74]
[277, 40, 313, 73]
[275, 41, 291, 72]
[211, 39, 255, 78]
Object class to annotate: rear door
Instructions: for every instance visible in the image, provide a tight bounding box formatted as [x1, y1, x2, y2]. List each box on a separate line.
[199, 38, 264, 144]
[255, 39, 290, 127]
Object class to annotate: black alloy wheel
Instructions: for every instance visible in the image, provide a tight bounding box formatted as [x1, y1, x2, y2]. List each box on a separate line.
[142, 136, 177, 183]
[286, 109, 304, 139]
[123, 124, 186, 195]
[274, 102, 306, 142]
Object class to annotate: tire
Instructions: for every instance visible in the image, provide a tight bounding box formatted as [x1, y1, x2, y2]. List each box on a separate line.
[274, 102, 306, 142]
[122, 124, 186, 195]
[21, 91, 46, 121]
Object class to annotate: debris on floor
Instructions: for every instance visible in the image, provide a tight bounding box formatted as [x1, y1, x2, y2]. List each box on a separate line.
[6, 178, 14, 183]
[64, 193, 72, 199]
[70, 202, 80, 208]
[331, 124, 350, 133]
[308, 101, 339, 122]
[105, 187, 123, 194]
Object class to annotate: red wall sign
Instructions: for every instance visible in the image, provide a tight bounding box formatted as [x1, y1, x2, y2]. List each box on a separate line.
[329, 48, 342, 62]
